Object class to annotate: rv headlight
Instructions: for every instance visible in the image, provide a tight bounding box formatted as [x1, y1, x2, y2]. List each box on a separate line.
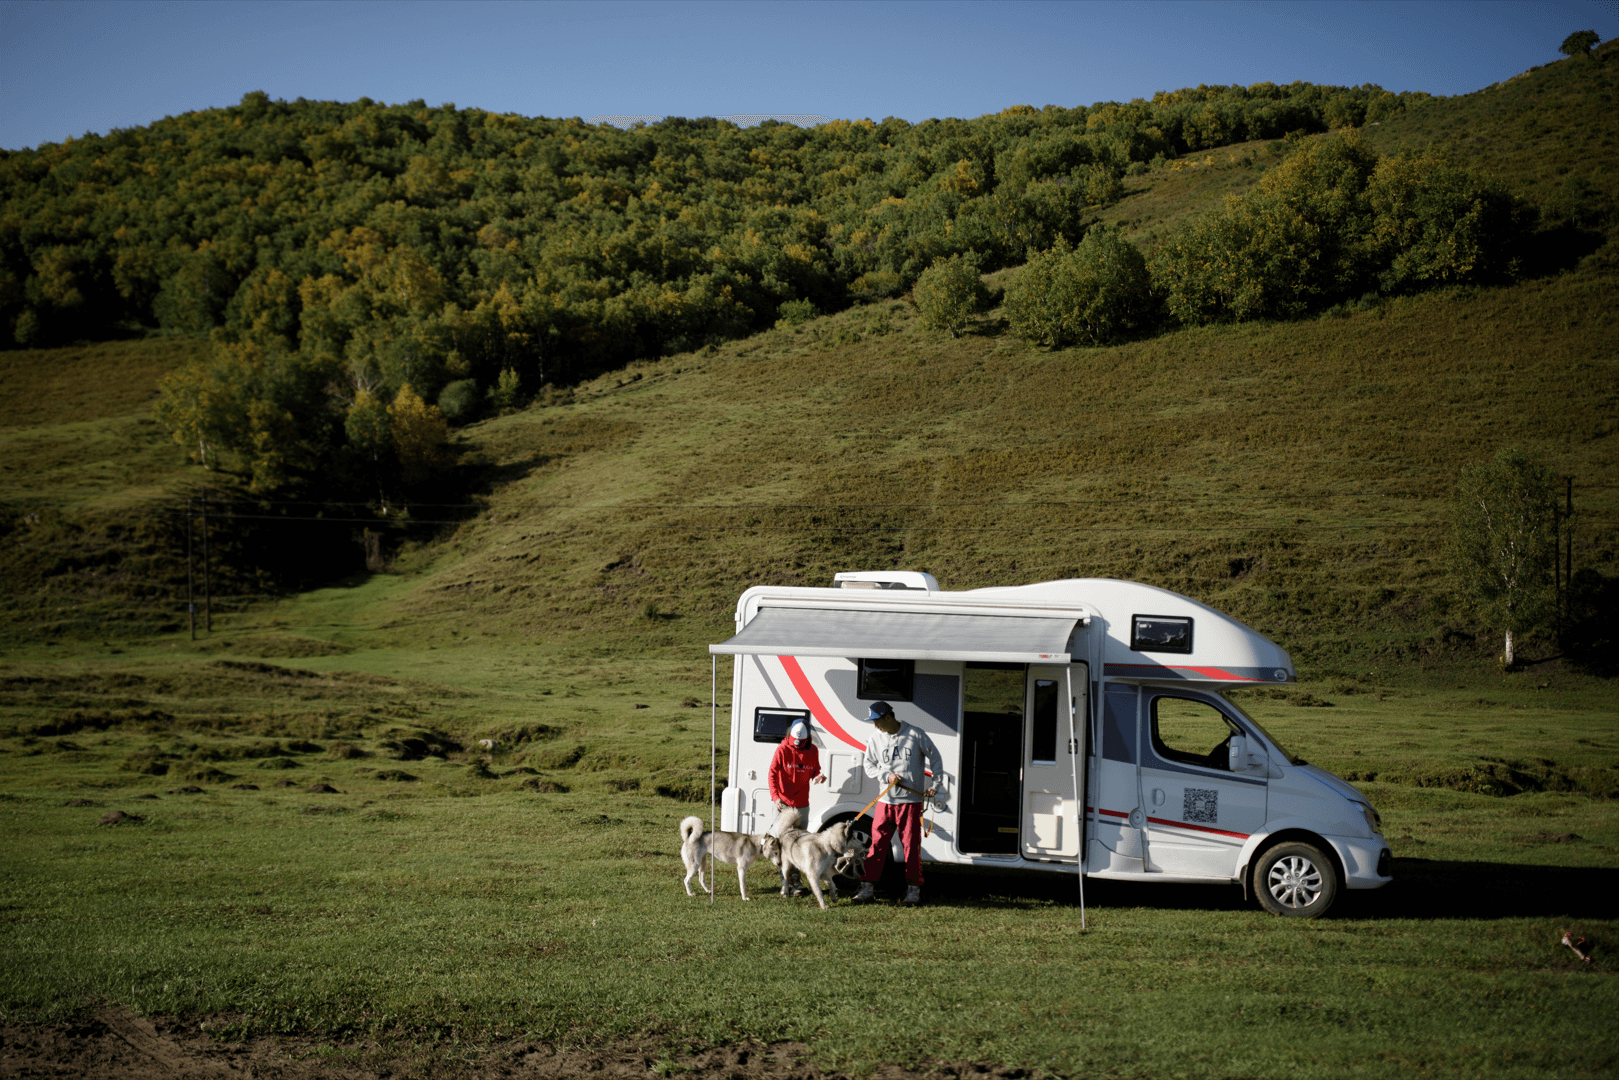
[1352, 800, 1381, 837]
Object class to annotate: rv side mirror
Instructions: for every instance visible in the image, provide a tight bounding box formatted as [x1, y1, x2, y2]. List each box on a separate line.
[1229, 736, 1268, 776]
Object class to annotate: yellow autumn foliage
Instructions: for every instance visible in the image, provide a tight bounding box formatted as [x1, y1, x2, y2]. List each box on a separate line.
[388, 383, 450, 482]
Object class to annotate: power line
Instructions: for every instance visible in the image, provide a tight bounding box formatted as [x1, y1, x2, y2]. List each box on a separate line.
[10, 481, 1617, 514]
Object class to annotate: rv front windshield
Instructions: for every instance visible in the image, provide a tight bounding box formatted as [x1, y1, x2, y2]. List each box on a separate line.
[1221, 693, 1303, 765]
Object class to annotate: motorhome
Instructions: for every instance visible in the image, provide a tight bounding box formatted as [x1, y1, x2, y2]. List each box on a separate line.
[709, 571, 1392, 916]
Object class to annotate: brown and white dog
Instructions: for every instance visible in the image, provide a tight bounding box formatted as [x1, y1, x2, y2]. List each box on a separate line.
[766, 821, 868, 909]
[679, 816, 771, 900]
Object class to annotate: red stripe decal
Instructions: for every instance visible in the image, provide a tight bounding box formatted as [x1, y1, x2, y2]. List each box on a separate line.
[1106, 664, 1262, 682]
[778, 656, 866, 752]
[1146, 815, 1249, 840]
[1096, 807, 1129, 818]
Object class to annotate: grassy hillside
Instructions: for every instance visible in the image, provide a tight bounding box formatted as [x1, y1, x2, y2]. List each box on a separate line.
[3, 49, 1617, 666]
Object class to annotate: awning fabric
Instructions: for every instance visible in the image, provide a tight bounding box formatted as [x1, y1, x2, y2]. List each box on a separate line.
[709, 606, 1077, 663]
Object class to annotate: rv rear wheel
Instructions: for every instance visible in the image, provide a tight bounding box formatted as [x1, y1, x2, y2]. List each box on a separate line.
[1255, 842, 1338, 918]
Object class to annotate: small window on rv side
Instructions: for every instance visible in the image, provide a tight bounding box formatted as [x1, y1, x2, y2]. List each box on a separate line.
[1150, 697, 1239, 770]
[1101, 688, 1138, 764]
[857, 658, 914, 701]
[1131, 615, 1193, 654]
[754, 707, 810, 744]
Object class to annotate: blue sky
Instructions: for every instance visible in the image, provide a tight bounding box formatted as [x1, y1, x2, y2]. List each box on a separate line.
[1, 0, 1610, 149]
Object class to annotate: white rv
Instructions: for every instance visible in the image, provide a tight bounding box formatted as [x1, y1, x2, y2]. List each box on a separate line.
[709, 571, 1392, 916]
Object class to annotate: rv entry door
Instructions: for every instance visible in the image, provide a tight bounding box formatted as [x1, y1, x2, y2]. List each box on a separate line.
[958, 663, 1025, 854]
[1023, 664, 1087, 859]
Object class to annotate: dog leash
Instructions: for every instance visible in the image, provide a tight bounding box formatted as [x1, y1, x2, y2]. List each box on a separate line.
[857, 777, 941, 838]
[887, 778, 943, 837]
[853, 779, 898, 823]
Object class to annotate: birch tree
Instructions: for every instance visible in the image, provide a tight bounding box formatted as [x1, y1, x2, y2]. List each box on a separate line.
[1447, 448, 1561, 668]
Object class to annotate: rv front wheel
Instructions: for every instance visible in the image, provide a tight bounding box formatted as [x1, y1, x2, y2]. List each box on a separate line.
[1255, 842, 1338, 917]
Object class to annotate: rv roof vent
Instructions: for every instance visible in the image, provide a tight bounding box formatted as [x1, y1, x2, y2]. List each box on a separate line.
[833, 571, 940, 592]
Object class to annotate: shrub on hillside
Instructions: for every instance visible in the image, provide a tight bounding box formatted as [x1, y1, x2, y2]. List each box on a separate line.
[1366, 156, 1534, 292]
[1005, 227, 1155, 347]
[913, 254, 992, 337]
[775, 298, 820, 327]
[1151, 133, 1379, 325]
[1150, 131, 1531, 325]
[847, 271, 903, 304]
[437, 378, 481, 424]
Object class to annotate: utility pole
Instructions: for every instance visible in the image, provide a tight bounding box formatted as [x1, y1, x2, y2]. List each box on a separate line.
[201, 486, 212, 632]
[186, 498, 195, 641]
[1565, 476, 1574, 621]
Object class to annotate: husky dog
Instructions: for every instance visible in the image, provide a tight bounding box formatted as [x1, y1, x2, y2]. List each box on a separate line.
[679, 816, 771, 900]
[771, 821, 868, 909]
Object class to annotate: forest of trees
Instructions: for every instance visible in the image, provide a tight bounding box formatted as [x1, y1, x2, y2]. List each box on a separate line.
[2, 80, 1480, 496]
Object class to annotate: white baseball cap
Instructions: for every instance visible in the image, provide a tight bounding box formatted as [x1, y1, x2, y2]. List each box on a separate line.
[789, 720, 809, 740]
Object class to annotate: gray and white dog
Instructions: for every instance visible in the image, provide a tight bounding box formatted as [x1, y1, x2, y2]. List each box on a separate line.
[767, 821, 868, 909]
[679, 815, 771, 900]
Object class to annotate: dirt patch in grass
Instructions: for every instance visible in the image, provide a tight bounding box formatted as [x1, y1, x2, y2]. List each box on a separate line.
[96, 810, 143, 826]
[196, 634, 355, 658]
[0, 1010, 1029, 1079]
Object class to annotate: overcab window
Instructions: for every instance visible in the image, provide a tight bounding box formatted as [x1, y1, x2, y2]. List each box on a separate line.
[1132, 615, 1193, 654]
[857, 658, 914, 701]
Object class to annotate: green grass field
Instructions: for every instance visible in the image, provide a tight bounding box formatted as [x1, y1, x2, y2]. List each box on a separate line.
[2, 624, 1616, 1076]
[2, 49, 1617, 1079]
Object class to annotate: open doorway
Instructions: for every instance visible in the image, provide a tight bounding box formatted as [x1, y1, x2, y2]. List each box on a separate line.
[958, 663, 1024, 853]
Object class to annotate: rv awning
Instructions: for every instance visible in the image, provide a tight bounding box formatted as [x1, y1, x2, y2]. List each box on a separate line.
[709, 606, 1077, 663]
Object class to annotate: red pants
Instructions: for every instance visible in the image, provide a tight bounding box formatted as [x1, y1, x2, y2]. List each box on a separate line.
[861, 801, 924, 885]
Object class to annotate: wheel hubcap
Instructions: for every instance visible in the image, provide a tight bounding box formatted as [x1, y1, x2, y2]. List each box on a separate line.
[1267, 855, 1322, 908]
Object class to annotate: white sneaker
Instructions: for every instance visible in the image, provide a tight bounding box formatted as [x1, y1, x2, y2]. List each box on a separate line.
[902, 884, 921, 906]
[851, 881, 877, 904]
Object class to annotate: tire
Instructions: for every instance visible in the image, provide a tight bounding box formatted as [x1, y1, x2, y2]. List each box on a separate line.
[1255, 841, 1338, 917]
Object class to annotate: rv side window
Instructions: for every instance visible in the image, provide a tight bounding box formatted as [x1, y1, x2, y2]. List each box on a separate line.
[1150, 697, 1239, 770]
[754, 707, 809, 744]
[857, 658, 914, 701]
[1132, 615, 1193, 654]
[1101, 688, 1137, 763]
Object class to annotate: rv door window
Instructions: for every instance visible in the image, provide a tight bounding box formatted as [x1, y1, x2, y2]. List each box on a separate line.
[1030, 678, 1060, 763]
[754, 707, 810, 744]
[857, 658, 914, 701]
[1150, 697, 1240, 771]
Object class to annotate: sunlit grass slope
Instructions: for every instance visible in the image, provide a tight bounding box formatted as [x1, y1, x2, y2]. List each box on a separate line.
[0, 337, 207, 507]
[388, 48, 1619, 671]
[404, 270, 1616, 672]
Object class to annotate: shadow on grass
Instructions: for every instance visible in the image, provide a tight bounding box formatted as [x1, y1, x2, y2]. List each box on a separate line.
[907, 858, 1619, 920]
[1519, 223, 1608, 279]
[1365, 858, 1619, 921]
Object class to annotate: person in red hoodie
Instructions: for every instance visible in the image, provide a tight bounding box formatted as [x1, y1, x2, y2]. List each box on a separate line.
[768, 720, 825, 895]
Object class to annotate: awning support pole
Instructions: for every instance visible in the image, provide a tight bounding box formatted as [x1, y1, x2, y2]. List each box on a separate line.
[1068, 665, 1085, 931]
[710, 655, 717, 907]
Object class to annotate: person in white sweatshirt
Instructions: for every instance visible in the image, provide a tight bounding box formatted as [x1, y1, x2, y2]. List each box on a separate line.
[851, 701, 943, 907]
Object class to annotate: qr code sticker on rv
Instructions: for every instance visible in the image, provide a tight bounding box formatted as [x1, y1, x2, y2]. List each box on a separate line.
[1183, 788, 1218, 824]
